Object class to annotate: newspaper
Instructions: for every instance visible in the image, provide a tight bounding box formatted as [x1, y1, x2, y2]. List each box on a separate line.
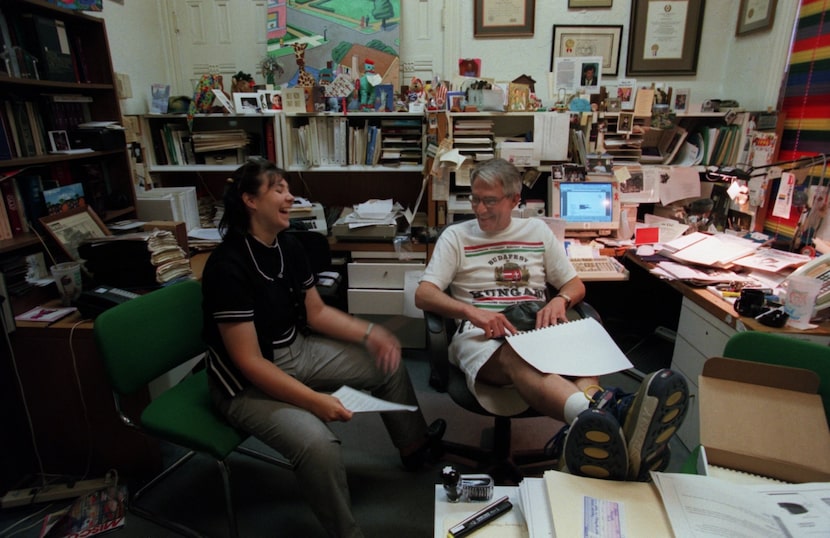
[40, 485, 127, 538]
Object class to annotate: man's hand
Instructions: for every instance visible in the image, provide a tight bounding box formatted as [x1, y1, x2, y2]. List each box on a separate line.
[311, 393, 354, 422]
[536, 300, 569, 328]
[468, 309, 518, 338]
[365, 324, 402, 374]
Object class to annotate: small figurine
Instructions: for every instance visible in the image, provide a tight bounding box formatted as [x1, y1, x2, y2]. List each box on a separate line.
[407, 77, 426, 103]
[358, 58, 382, 110]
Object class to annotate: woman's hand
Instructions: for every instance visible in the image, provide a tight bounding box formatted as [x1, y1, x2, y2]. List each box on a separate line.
[364, 324, 401, 375]
[311, 393, 353, 422]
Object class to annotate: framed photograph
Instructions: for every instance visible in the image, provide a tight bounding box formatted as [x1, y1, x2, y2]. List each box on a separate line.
[48, 130, 70, 152]
[617, 112, 634, 134]
[551, 25, 623, 76]
[233, 92, 260, 114]
[474, 0, 535, 37]
[257, 90, 282, 113]
[40, 206, 110, 261]
[211, 89, 235, 113]
[672, 88, 690, 112]
[606, 97, 621, 112]
[626, 0, 705, 76]
[569, 0, 612, 6]
[736, 0, 776, 36]
[447, 91, 465, 111]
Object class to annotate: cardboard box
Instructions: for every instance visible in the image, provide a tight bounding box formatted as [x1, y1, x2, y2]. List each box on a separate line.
[699, 357, 830, 483]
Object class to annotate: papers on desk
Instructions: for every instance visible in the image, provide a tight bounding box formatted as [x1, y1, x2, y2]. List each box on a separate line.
[342, 199, 403, 229]
[659, 231, 760, 268]
[652, 472, 830, 538]
[330, 386, 417, 413]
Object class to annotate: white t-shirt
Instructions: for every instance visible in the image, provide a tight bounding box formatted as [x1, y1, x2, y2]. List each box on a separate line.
[421, 218, 577, 311]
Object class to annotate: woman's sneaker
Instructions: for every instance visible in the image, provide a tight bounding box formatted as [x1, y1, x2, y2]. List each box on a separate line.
[592, 369, 689, 481]
[560, 408, 628, 481]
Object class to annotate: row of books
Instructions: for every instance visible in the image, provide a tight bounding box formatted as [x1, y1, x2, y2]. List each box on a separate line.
[286, 117, 422, 167]
[0, 8, 91, 83]
[453, 119, 495, 161]
[149, 126, 250, 166]
[0, 95, 92, 160]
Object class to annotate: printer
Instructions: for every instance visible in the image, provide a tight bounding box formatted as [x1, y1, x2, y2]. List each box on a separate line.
[289, 202, 327, 235]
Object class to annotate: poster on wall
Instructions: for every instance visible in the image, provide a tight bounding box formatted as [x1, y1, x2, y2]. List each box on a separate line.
[264, 0, 401, 106]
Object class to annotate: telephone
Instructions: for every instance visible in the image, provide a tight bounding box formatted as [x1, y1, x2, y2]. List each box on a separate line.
[785, 252, 830, 311]
[75, 285, 140, 319]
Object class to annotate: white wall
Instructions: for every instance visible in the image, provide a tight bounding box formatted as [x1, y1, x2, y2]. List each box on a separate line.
[96, 0, 798, 114]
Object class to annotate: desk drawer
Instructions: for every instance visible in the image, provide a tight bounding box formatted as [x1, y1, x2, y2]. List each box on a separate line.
[348, 289, 405, 315]
[677, 298, 735, 358]
[348, 262, 425, 289]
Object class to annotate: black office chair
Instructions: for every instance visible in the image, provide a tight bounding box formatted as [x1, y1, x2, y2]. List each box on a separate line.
[425, 299, 602, 484]
[285, 229, 346, 310]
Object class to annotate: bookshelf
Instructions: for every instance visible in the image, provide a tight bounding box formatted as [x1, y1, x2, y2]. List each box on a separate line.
[0, 0, 137, 299]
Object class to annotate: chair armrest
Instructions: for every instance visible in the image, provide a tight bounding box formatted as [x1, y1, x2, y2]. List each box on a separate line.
[424, 310, 450, 392]
[573, 301, 602, 324]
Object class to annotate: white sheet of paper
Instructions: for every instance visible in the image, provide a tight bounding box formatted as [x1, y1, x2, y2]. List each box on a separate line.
[331, 386, 417, 413]
[659, 166, 701, 205]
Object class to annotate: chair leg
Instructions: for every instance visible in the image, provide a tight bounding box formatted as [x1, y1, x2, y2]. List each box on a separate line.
[218, 460, 237, 538]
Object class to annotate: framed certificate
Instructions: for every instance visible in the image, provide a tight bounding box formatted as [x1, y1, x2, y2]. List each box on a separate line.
[626, 0, 706, 76]
[474, 0, 535, 37]
[736, 0, 776, 36]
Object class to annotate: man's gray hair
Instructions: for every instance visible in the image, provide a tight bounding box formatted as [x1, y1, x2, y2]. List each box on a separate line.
[469, 158, 522, 197]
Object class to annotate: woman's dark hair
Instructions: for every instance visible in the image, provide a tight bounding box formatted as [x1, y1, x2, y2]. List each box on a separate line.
[219, 157, 286, 238]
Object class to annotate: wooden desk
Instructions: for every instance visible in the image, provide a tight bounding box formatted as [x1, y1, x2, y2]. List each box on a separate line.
[6, 308, 162, 486]
[625, 251, 830, 450]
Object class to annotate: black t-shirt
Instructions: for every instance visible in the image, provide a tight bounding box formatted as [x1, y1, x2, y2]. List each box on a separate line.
[202, 231, 314, 397]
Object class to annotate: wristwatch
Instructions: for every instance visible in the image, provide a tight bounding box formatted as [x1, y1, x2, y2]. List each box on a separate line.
[554, 293, 572, 308]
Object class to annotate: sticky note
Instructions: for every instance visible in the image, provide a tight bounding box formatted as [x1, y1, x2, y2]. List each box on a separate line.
[634, 227, 659, 245]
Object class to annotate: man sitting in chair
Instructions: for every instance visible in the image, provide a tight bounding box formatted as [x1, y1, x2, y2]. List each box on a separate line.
[415, 159, 689, 482]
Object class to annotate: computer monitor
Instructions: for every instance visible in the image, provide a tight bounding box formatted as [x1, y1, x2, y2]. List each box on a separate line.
[548, 178, 620, 236]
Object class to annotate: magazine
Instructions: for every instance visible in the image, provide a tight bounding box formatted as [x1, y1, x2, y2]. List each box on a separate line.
[39, 485, 127, 538]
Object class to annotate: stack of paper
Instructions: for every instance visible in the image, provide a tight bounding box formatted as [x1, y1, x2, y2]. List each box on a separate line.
[659, 232, 760, 268]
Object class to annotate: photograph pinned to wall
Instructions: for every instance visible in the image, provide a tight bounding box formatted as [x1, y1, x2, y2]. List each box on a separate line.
[459, 58, 482, 77]
[562, 164, 587, 182]
[617, 78, 636, 110]
[606, 97, 621, 112]
[673, 88, 690, 113]
[257, 90, 282, 113]
[736, 0, 777, 35]
[150, 83, 171, 114]
[551, 56, 603, 96]
[617, 112, 634, 134]
[551, 25, 622, 76]
[234, 92, 260, 114]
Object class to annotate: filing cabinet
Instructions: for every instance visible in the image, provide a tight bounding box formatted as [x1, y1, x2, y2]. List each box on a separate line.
[347, 256, 426, 348]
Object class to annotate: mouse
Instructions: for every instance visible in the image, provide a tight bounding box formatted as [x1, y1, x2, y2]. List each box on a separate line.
[637, 245, 655, 256]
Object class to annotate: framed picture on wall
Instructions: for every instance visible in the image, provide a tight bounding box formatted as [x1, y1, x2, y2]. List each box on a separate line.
[568, 0, 613, 8]
[474, 0, 535, 37]
[736, 0, 777, 36]
[626, 0, 705, 76]
[551, 25, 623, 76]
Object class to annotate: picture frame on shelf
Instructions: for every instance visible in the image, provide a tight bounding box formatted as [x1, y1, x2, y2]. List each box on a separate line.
[474, 0, 535, 37]
[672, 88, 690, 113]
[257, 90, 282, 113]
[736, 0, 776, 35]
[617, 112, 634, 134]
[568, 0, 612, 7]
[551, 25, 623, 76]
[48, 130, 70, 152]
[40, 206, 110, 261]
[234, 92, 260, 114]
[447, 91, 465, 111]
[211, 89, 235, 113]
[626, 0, 705, 76]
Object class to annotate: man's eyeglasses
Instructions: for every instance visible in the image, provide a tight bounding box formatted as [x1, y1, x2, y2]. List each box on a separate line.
[469, 195, 507, 208]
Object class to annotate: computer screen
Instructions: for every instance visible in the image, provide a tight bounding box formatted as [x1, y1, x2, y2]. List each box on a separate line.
[548, 179, 620, 235]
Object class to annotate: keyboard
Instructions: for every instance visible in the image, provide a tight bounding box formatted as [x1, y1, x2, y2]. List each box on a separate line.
[570, 256, 629, 281]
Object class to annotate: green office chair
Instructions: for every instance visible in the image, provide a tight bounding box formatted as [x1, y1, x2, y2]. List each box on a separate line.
[723, 331, 830, 425]
[94, 279, 291, 538]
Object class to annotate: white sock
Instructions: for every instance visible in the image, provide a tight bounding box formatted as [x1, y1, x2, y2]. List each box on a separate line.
[564, 392, 590, 425]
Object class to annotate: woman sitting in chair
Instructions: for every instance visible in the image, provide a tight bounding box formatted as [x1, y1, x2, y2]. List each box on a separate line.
[202, 157, 444, 538]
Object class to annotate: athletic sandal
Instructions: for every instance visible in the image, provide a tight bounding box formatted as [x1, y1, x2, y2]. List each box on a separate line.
[616, 369, 689, 481]
[561, 408, 628, 481]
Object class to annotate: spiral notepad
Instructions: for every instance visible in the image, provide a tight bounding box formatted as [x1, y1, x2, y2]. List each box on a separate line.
[505, 317, 633, 377]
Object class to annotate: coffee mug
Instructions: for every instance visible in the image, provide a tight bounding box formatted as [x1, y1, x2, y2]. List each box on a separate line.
[734, 288, 766, 317]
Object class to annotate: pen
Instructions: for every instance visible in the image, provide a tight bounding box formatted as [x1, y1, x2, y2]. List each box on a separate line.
[447, 495, 512, 538]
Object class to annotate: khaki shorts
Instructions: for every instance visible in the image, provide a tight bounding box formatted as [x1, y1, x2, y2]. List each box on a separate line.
[449, 321, 531, 417]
